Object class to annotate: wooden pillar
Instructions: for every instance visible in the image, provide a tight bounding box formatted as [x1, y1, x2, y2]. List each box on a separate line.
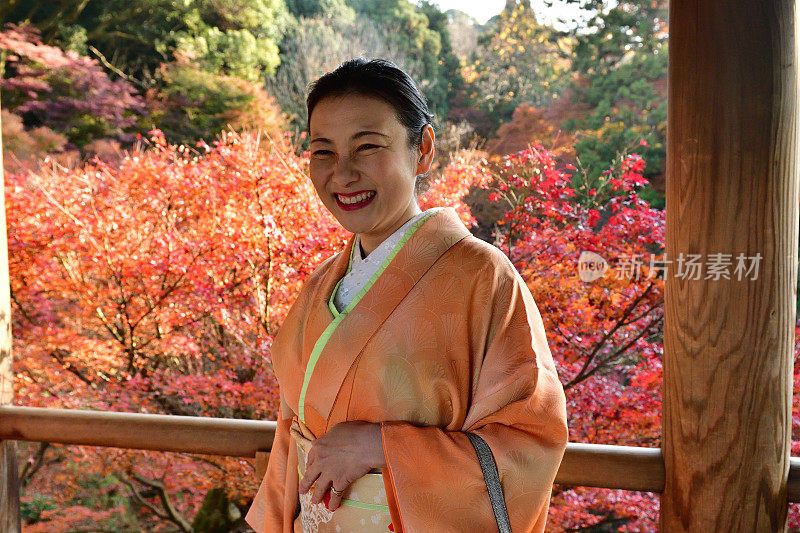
[0, 95, 21, 530]
[662, 0, 798, 530]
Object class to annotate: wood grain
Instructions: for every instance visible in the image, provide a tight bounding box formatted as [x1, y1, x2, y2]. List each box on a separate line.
[0, 92, 21, 532]
[662, 0, 798, 530]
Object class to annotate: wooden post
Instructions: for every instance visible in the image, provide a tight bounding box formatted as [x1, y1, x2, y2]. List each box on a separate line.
[662, 0, 798, 530]
[255, 451, 270, 480]
[0, 95, 21, 529]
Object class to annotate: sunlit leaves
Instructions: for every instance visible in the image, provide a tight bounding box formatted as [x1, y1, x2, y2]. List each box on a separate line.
[480, 139, 664, 530]
[9, 127, 345, 526]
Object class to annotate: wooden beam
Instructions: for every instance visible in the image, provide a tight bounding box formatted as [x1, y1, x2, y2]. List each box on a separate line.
[9, 404, 800, 501]
[0, 404, 665, 490]
[0, 405, 276, 458]
[554, 442, 664, 493]
[663, 0, 798, 530]
[0, 93, 21, 531]
[255, 451, 270, 480]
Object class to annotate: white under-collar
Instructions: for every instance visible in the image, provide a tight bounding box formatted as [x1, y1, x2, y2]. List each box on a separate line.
[334, 208, 441, 312]
[353, 209, 433, 265]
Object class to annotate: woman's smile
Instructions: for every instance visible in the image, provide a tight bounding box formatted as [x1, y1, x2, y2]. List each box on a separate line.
[335, 190, 376, 210]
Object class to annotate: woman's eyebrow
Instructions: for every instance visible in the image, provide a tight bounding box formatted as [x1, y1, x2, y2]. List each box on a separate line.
[310, 131, 390, 144]
[352, 131, 390, 140]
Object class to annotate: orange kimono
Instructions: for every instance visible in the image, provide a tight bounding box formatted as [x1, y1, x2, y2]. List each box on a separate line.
[245, 206, 568, 533]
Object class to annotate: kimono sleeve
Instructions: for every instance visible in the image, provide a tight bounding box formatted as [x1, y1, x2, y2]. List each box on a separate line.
[379, 266, 568, 533]
[245, 391, 299, 533]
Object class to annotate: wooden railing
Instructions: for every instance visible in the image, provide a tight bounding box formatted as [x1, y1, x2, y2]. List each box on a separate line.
[3, 405, 800, 503]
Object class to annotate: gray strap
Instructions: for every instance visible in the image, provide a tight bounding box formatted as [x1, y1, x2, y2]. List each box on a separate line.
[466, 432, 512, 533]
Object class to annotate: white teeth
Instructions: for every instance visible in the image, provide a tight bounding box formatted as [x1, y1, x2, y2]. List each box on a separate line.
[338, 191, 375, 204]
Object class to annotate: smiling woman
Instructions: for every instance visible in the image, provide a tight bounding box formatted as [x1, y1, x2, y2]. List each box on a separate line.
[304, 59, 438, 258]
[306, 93, 434, 256]
[245, 58, 568, 533]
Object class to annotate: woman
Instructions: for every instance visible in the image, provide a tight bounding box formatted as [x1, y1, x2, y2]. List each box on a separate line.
[245, 58, 568, 533]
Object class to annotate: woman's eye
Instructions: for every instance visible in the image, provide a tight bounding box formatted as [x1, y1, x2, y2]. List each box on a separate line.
[357, 144, 379, 151]
[312, 150, 332, 156]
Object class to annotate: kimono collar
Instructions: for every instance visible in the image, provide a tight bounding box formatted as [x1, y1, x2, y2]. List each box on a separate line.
[352, 207, 440, 266]
[300, 205, 472, 425]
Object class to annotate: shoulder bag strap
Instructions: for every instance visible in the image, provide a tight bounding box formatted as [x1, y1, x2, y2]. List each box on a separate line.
[466, 432, 512, 533]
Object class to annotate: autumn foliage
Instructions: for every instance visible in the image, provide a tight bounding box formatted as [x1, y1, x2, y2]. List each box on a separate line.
[5, 113, 800, 529]
[8, 128, 484, 529]
[476, 139, 663, 529]
[7, 121, 800, 529]
[484, 102, 579, 162]
[477, 138, 800, 530]
[0, 23, 145, 149]
[10, 128, 341, 528]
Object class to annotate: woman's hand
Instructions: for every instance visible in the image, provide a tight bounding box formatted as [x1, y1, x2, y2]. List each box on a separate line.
[298, 420, 386, 511]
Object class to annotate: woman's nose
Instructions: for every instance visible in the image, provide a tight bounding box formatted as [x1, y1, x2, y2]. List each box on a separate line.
[331, 155, 359, 186]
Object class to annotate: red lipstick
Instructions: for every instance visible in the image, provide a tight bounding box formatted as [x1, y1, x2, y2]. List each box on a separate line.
[335, 190, 376, 211]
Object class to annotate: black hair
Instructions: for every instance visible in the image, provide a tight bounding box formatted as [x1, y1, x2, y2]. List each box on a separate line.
[306, 57, 435, 198]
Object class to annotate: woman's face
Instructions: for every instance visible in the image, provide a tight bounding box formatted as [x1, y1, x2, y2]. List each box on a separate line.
[308, 93, 434, 251]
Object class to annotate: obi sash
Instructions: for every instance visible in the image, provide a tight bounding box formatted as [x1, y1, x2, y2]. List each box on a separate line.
[290, 417, 392, 533]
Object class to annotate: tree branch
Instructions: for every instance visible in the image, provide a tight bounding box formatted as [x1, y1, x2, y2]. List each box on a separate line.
[118, 470, 193, 532]
[49, 348, 99, 389]
[19, 442, 56, 487]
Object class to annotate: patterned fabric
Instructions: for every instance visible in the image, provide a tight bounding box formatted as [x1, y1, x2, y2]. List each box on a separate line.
[333, 207, 442, 313]
[244, 206, 569, 533]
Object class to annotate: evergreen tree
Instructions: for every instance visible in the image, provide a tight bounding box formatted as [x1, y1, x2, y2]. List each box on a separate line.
[1, 0, 292, 87]
[505, 0, 532, 12]
[461, 2, 571, 137]
[285, 0, 351, 20]
[416, 0, 464, 124]
[553, 0, 668, 208]
[346, 0, 446, 118]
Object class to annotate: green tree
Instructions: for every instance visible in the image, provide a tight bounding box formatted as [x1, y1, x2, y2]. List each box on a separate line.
[284, 0, 351, 19]
[267, 6, 433, 134]
[416, 0, 464, 124]
[554, 0, 668, 208]
[145, 60, 288, 146]
[461, 3, 572, 137]
[2, 0, 293, 153]
[347, 0, 445, 117]
[1, 0, 291, 87]
[170, 0, 290, 82]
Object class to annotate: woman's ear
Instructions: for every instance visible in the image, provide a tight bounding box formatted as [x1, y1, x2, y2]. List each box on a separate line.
[415, 124, 435, 176]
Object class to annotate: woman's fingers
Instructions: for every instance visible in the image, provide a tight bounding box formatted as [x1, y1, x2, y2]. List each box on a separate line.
[298, 460, 319, 495]
[296, 417, 316, 440]
[310, 476, 331, 505]
[311, 476, 347, 511]
[295, 423, 370, 511]
[290, 421, 314, 451]
[327, 483, 344, 511]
